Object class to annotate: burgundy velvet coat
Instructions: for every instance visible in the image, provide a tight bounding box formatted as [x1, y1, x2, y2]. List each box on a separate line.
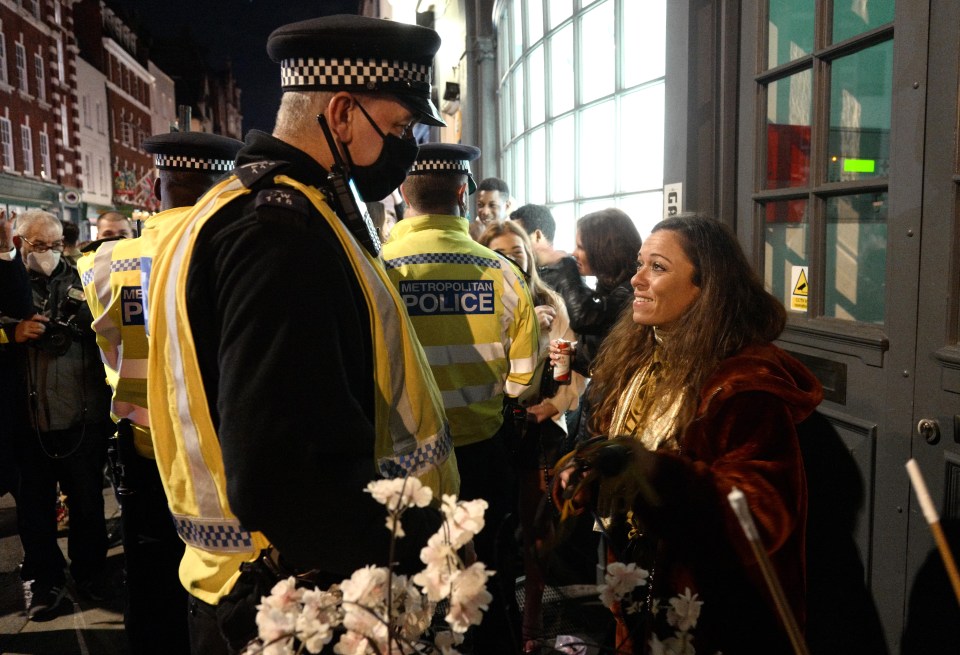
[610, 342, 823, 653]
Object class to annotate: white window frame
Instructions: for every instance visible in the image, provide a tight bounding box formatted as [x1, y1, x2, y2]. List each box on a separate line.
[0, 27, 7, 85]
[39, 131, 50, 178]
[0, 118, 12, 169]
[495, 0, 667, 247]
[14, 41, 27, 93]
[33, 52, 44, 101]
[20, 124, 33, 174]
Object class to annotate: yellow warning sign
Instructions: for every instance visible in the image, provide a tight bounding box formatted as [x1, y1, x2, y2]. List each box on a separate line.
[793, 269, 808, 296]
[790, 266, 808, 311]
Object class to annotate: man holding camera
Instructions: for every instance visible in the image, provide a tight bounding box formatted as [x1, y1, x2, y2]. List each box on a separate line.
[0, 209, 112, 620]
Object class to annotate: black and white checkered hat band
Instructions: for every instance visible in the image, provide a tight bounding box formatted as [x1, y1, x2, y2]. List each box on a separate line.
[411, 160, 470, 175]
[280, 57, 431, 90]
[155, 154, 234, 172]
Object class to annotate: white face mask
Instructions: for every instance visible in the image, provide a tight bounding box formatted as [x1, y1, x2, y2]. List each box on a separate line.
[27, 249, 61, 276]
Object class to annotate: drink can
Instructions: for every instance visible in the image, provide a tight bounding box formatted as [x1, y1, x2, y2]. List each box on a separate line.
[553, 339, 572, 384]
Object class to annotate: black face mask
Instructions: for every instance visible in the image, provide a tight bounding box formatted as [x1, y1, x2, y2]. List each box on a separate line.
[344, 100, 419, 202]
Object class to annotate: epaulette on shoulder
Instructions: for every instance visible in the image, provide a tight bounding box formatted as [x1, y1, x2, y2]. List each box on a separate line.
[255, 187, 312, 217]
[233, 160, 288, 189]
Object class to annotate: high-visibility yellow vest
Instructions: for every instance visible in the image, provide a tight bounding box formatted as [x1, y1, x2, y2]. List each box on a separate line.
[78, 209, 189, 459]
[383, 214, 540, 448]
[147, 170, 459, 604]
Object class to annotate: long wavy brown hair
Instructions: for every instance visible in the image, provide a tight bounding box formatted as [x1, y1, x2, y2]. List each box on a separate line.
[588, 214, 787, 436]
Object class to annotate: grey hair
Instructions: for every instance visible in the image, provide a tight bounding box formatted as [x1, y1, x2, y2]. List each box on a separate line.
[16, 209, 62, 237]
[274, 91, 334, 136]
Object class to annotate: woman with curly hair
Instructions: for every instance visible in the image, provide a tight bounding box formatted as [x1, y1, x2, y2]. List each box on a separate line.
[556, 215, 822, 654]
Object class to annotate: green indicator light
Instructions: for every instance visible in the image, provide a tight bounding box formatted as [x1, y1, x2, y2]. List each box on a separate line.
[843, 158, 876, 173]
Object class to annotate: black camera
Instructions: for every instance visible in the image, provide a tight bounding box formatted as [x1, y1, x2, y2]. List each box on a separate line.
[34, 286, 86, 356]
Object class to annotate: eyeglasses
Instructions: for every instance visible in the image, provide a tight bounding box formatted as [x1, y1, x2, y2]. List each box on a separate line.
[20, 236, 64, 253]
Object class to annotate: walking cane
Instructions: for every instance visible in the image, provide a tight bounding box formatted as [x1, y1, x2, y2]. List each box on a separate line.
[727, 487, 811, 655]
[905, 459, 960, 606]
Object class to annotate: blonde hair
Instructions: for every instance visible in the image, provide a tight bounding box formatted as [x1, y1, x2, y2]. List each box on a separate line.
[478, 219, 563, 313]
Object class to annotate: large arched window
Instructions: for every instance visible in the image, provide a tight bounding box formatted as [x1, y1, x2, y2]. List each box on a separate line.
[495, 0, 666, 250]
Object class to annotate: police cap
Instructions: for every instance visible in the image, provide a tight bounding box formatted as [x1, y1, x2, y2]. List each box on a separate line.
[267, 14, 445, 127]
[142, 132, 243, 173]
[407, 143, 481, 194]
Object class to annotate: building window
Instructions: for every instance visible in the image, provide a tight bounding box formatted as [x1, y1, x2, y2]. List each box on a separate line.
[20, 125, 33, 174]
[0, 118, 12, 169]
[33, 53, 44, 101]
[96, 102, 104, 134]
[56, 36, 64, 84]
[121, 121, 134, 146]
[39, 131, 50, 178]
[82, 95, 90, 128]
[0, 28, 7, 85]
[496, 0, 666, 250]
[758, 0, 894, 324]
[15, 42, 27, 93]
[99, 157, 105, 194]
[84, 153, 91, 191]
[28, 0, 41, 20]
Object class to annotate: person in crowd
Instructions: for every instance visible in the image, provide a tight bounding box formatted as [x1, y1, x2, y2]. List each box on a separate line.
[469, 176, 512, 240]
[145, 16, 459, 655]
[60, 220, 82, 263]
[95, 211, 135, 240]
[0, 209, 32, 501]
[546, 208, 642, 445]
[510, 203, 578, 293]
[478, 219, 584, 653]
[555, 214, 823, 653]
[1, 210, 113, 620]
[78, 130, 243, 654]
[384, 144, 539, 652]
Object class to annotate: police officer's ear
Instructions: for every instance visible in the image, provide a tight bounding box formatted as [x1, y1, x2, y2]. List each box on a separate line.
[457, 182, 468, 216]
[153, 177, 163, 204]
[325, 92, 358, 145]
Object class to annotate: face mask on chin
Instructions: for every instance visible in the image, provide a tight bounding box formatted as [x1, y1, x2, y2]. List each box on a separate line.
[26, 249, 61, 276]
[343, 100, 419, 202]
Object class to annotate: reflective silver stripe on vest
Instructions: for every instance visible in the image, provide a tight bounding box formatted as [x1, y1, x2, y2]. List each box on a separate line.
[421, 342, 505, 366]
[162, 179, 250, 520]
[440, 382, 503, 410]
[173, 514, 254, 553]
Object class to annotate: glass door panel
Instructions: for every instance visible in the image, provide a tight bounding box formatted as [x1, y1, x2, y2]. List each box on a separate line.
[767, 0, 815, 69]
[833, 0, 895, 43]
[764, 198, 810, 314]
[827, 41, 894, 182]
[824, 192, 888, 323]
[766, 70, 813, 189]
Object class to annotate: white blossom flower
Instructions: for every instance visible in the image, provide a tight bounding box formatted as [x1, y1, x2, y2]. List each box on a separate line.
[441, 497, 487, 549]
[333, 629, 371, 655]
[666, 588, 703, 632]
[296, 587, 342, 653]
[262, 576, 303, 612]
[254, 604, 297, 651]
[598, 562, 649, 609]
[366, 477, 433, 512]
[445, 562, 493, 633]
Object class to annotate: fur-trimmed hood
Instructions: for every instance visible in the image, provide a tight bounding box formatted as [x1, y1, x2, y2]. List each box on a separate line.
[696, 342, 823, 424]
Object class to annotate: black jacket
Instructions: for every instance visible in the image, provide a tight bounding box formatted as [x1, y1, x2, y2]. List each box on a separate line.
[185, 130, 438, 575]
[543, 256, 632, 375]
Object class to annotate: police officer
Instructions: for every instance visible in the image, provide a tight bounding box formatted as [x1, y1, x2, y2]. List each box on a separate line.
[384, 143, 540, 652]
[145, 15, 459, 655]
[78, 131, 242, 654]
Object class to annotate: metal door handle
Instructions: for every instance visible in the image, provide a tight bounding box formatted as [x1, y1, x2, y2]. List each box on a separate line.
[917, 418, 941, 445]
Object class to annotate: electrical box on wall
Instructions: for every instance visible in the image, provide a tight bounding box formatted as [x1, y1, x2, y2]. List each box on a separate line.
[663, 182, 682, 218]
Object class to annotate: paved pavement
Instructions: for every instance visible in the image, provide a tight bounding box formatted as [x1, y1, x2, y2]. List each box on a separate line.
[0, 489, 129, 655]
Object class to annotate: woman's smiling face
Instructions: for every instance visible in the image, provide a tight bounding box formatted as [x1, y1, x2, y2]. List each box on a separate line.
[630, 229, 701, 328]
